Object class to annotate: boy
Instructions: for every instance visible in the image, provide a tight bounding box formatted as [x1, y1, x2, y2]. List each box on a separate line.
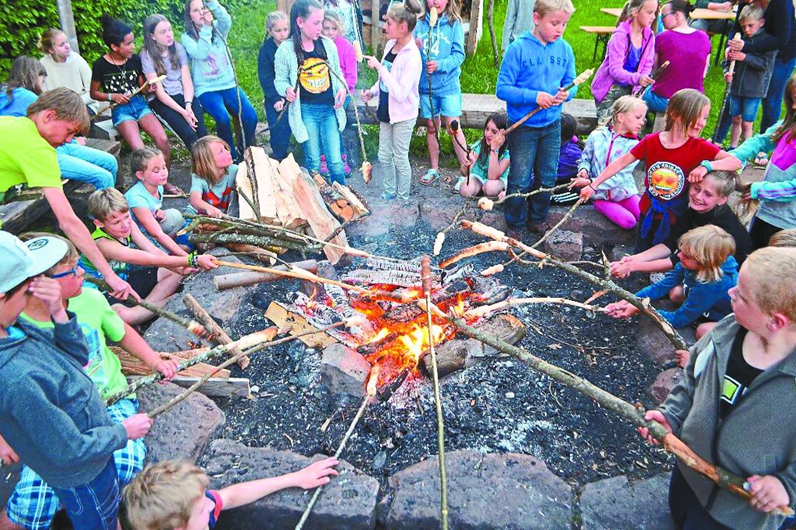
[496, 0, 576, 238]
[0, 233, 179, 530]
[724, 5, 777, 149]
[82, 188, 217, 325]
[0, 231, 152, 530]
[640, 247, 796, 529]
[0, 88, 133, 300]
[123, 458, 340, 529]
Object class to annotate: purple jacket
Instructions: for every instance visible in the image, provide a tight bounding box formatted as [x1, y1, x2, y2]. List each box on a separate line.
[591, 21, 655, 103]
[366, 38, 421, 124]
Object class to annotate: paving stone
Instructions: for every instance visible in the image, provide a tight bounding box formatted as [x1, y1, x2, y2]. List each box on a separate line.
[320, 343, 370, 399]
[544, 229, 583, 261]
[635, 316, 677, 366]
[580, 473, 676, 530]
[648, 368, 684, 406]
[547, 205, 635, 247]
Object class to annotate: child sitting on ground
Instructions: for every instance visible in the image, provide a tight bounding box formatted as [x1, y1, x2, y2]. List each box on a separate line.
[549, 113, 583, 205]
[0, 233, 178, 530]
[82, 188, 217, 325]
[0, 231, 152, 530]
[123, 458, 340, 529]
[456, 112, 510, 199]
[639, 247, 796, 530]
[569, 95, 644, 229]
[187, 136, 238, 217]
[606, 225, 738, 329]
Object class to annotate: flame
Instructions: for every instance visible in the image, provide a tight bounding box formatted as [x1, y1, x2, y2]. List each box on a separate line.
[397, 323, 445, 365]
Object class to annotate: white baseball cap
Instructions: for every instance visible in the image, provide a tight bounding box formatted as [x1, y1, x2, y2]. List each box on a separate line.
[0, 232, 69, 294]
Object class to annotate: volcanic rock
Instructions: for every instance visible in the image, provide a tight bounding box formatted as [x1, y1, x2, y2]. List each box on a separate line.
[320, 343, 370, 400]
[579, 473, 675, 529]
[204, 439, 379, 530]
[544, 229, 583, 261]
[635, 315, 677, 366]
[347, 200, 420, 238]
[138, 381, 225, 464]
[648, 368, 684, 405]
[547, 205, 635, 247]
[379, 450, 573, 529]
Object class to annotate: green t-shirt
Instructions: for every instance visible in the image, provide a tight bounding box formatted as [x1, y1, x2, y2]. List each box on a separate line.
[0, 116, 62, 194]
[20, 288, 128, 399]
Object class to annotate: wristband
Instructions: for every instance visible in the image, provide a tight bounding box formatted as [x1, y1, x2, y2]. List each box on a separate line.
[187, 251, 199, 268]
[699, 160, 713, 173]
[588, 183, 596, 191]
[186, 100, 193, 106]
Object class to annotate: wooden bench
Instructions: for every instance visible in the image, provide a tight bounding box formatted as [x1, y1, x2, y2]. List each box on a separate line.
[580, 26, 615, 62]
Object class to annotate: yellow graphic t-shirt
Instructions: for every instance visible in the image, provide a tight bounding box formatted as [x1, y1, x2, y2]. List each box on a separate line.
[298, 48, 334, 104]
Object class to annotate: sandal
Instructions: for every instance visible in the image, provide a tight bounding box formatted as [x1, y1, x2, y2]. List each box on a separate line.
[754, 152, 769, 167]
[420, 169, 440, 186]
[163, 182, 186, 196]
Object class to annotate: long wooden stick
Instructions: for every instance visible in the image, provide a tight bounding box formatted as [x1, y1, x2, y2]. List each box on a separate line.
[215, 259, 372, 294]
[634, 60, 669, 99]
[91, 75, 167, 120]
[712, 35, 742, 144]
[182, 294, 249, 369]
[464, 297, 606, 319]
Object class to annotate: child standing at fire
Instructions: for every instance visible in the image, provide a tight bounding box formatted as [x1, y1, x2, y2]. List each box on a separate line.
[414, 0, 469, 185]
[258, 11, 292, 161]
[496, 0, 577, 238]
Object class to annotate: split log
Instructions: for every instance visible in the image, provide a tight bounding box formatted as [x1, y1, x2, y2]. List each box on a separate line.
[332, 182, 370, 217]
[221, 243, 277, 264]
[271, 154, 307, 230]
[312, 174, 370, 222]
[114, 347, 230, 379]
[288, 166, 348, 263]
[183, 294, 250, 369]
[265, 301, 339, 349]
[214, 260, 319, 290]
[238, 148, 278, 223]
[188, 232, 310, 253]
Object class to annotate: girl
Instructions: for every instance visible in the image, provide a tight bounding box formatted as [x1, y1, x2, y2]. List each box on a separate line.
[91, 15, 172, 174]
[570, 95, 645, 230]
[322, 10, 357, 176]
[258, 11, 292, 161]
[456, 112, 510, 199]
[578, 89, 732, 252]
[38, 28, 99, 114]
[591, 0, 656, 123]
[142, 14, 208, 153]
[124, 148, 187, 257]
[187, 135, 238, 217]
[362, 0, 423, 200]
[0, 57, 118, 191]
[323, 0, 362, 46]
[275, 0, 348, 185]
[606, 225, 738, 329]
[414, 0, 469, 185]
[182, 0, 258, 162]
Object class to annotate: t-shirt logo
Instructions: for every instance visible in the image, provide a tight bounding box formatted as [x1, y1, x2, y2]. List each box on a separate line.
[299, 57, 330, 94]
[648, 161, 685, 201]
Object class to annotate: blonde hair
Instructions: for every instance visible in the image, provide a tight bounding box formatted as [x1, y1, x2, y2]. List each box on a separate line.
[123, 460, 209, 530]
[665, 89, 710, 135]
[606, 95, 646, 129]
[702, 170, 739, 199]
[738, 4, 764, 23]
[19, 232, 79, 274]
[88, 188, 130, 221]
[130, 148, 165, 179]
[742, 247, 796, 322]
[265, 10, 288, 36]
[191, 136, 230, 185]
[426, 0, 462, 24]
[678, 225, 735, 283]
[768, 229, 796, 248]
[323, 10, 346, 34]
[38, 28, 66, 53]
[388, 0, 423, 32]
[619, 0, 657, 23]
[26, 87, 89, 135]
[534, 0, 576, 18]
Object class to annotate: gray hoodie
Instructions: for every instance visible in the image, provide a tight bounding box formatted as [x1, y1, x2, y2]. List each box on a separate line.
[0, 315, 127, 489]
[659, 315, 796, 529]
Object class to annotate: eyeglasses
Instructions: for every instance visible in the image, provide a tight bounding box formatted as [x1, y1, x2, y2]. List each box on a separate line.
[50, 265, 81, 279]
[661, 11, 676, 18]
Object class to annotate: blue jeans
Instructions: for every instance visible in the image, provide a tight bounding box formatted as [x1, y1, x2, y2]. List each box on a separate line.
[50, 458, 120, 530]
[505, 120, 561, 228]
[56, 142, 117, 190]
[642, 89, 669, 114]
[301, 103, 345, 185]
[264, 99, 292, 161]
[149, 93, 207, 152]
[761, 56, 796, 131]
[198, 87, 258, 161]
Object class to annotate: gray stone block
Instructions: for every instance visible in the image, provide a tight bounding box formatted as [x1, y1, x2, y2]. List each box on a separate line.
[547, 205, 636, 247]
[544, 229, 583, 261]
[580, 473, 676, 530]
[648, 368, 684, 406]
[320, 343, 370, 399]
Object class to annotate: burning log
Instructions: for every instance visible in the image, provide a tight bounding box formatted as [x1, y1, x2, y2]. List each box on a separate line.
[182, 294, 250, 369]
[342, 269, 427, 288]
[356, 332, 399, 356]
[213, 260, 319, 290]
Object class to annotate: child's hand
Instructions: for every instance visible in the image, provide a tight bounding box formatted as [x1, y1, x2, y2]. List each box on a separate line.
[360, 90, 374, 103]
[197, 254, 219, 270]
[688, 165, 708, 183]
[729, 50, 747, 62]
[154, 209, 166, 222]
[292, 457, 340, 489]
[75, 136, 87, 145]
[724, 72, 734, 83]
[605, 300, 639, 319]
[579, 184, 596, 201]
[151, 358, 180, 380]
[637, 410, 671, 445]
[552, 88, 569, 105]
[122, 414, 153, 440]
[147, 82, 158, 94]
[747, 475, 791, 513]
[333, 88, 346, 109]
[274, 99, 284, 112]
[202, 7, 214, 25]
[714, 1, 731, 10]
[204, 205, 224, 218]
[29, 276, 67, 321]
[638, 75, 654, 87]
[727, 38, 744, 52]
[182, 108, 198, 129]
[415, 37, 423, 50]
[489, 132, 506, 150]
[285, 87, 297, 102]
[610, 257, 636, 278]
[112, 93, 131, 105]
[0, 434, 19, 465]
[536, 92, 556, 109]
[426, 61, 438, 74]
[568, 176, 592, 190]
[366, 56, 381, 71]
[675, 349, 690, 368]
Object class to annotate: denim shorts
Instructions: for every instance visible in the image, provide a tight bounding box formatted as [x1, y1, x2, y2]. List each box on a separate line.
[419, 92, 462, 119]
[111, 95, 153, 126]
[728, 96, 761, 123]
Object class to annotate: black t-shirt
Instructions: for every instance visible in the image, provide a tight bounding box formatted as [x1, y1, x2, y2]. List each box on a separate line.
[665, 205, 754, 266]
[719, 327, 763, 419]
[377, 49, 398, 123]
[298, 45, 334, 105]
[91, 54, 143, 95]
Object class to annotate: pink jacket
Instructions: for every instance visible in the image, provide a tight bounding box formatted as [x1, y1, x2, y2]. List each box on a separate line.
[334, 36, 358, 91]
[591, 20, 655, 103]
[367, 38, 421, 124]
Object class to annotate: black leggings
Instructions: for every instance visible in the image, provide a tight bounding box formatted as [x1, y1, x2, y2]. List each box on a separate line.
[149, 93, 208, 152]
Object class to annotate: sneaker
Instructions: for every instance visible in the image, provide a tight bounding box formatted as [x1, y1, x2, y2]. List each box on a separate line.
[342, 153, 351, 176]
[381, 191, 397, 200]
[320, 155, 329, 175]
[526, 221, 550, 237]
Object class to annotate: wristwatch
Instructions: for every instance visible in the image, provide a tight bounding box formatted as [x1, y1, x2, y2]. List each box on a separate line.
[491, 148, 499, 154]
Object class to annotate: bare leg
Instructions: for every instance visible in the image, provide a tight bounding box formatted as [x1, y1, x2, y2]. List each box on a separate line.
[139, 114, 171, 169]
[695, 321, 717, 341]
[441, 116, 469, 166]
[482, 179, 506, 198]
[112, 268, 182, 326]
[459, 179, 483, 197]
[115, 120, 145, 150]
[426, 118, 441, 170]
[0, 511, 24, 530]
[741, 120, 754, 143]
[730, 115, 743, 148]
[668, 284, 686, 303]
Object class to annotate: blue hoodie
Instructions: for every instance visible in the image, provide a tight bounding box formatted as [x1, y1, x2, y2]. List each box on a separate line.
[496, 31, 576, 127]
[414, 13, 465, 96]
[0, 87, 37, 117]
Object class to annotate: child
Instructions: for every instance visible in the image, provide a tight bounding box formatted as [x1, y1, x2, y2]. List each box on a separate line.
[579, 89, 732, 251]
[611, 170, 754, 276]
[187, 136, 238, 217]
[0, 88, 133, 299]
[275, 0, 348, 185]
[415, 0, 469, 185]
[322, 11, 357, 176]
[0, 57, 46, 117]
[456, 112, 510, 199]
[123, 458, 339, 529]
[142, 14, 208, 153]
[0, 231, 152, 530]
[83, 188, 217, 324]
[91, 15, 172, 176]
[182, 0, 259, 162]
[502, 0, 535, 51]
[361, 0, 423, 200]
[324, 0, 361, 46]
[591, 0, 656, 123]
[39, 28, 100, 114]
[606, 225, 738, 329]
[1, 233, 178, 530]
[258, 11, 293, 161]
[570, 95, 644, 229]
[770, 228, 796, 247]
[721, 5, 776, 149]
[550, 113, 583, 205]
[496, 0, 577, 237]
[639, 247, 796, 530]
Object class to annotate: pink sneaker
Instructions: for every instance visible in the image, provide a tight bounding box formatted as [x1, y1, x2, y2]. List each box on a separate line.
[319, 155, 329, 175]
[342, 153, 351, 176]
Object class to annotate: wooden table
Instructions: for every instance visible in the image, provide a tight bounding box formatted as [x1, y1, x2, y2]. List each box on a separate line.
[600, 7, 622, 18]
[691, 8, 736, 65]
[580, 26, 616, 61]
